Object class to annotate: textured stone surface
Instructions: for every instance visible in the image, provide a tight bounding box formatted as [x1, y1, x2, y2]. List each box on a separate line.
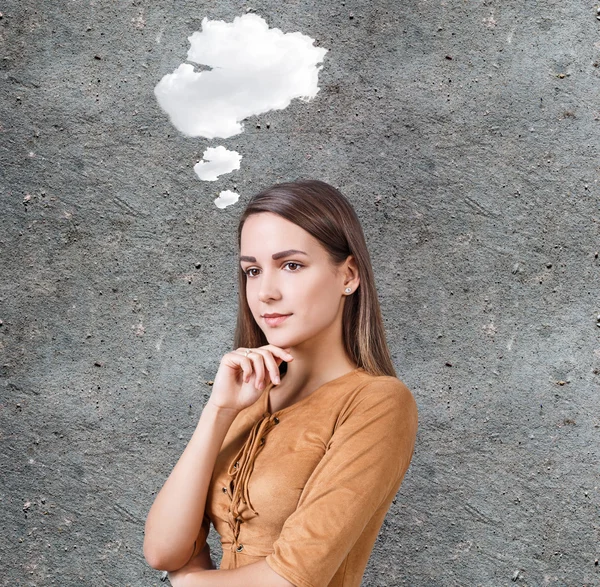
[1, 1, 599, 585]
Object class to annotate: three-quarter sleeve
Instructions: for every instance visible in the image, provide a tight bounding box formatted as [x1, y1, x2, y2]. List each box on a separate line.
[265, 378, 418, 587]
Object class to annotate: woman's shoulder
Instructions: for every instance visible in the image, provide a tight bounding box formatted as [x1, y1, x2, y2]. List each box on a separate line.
[353, 369, 414, 399]
[341, 369, 418, 419]
[332, 370, 418, 461]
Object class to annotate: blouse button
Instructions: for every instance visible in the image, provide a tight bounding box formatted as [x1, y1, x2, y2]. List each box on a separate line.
[222, 487, 227, 493]
[274, 417, 280, 424]
[236, 544, 244, 553]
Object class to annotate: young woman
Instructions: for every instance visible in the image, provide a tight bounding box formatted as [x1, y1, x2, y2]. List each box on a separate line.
[144, 180, 418, 587]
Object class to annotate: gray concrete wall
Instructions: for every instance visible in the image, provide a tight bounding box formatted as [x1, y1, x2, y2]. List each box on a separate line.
[1, 1, 599, 585]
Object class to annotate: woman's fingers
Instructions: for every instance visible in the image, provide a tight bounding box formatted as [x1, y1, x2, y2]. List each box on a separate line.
[256, 345, 294, 374]
[234, 349, 266, 390]
[246, 348, 280, 386]
[237, 356, 253, 384]
[249, 345, 293, 386]
[234, 345, 293, 389]
[263, 345, 294, 363]
[247, 351, 266, 390]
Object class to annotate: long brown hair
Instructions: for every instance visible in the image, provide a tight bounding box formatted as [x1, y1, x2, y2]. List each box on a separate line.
[234, 180, 396, 377]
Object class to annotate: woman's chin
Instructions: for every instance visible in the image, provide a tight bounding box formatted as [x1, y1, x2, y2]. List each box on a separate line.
[265, 335, 292, 348]
[263, 331, 300, 349]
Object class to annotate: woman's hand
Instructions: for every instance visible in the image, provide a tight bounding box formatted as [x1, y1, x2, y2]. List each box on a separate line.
[208, 345, 293, 414]
[167, 543, 214, 586]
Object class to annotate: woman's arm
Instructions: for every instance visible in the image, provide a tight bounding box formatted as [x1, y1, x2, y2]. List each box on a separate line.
[143, 345, 293, 572]
[265, 379, 418, 587]
[143, 401, 237, 571]
[168, 558, 294, 587]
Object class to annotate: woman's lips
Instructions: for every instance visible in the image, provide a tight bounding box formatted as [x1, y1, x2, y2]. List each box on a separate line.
[262, 313, 291, 327]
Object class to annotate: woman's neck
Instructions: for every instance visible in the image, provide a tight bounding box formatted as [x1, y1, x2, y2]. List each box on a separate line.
[269, 324, 357, 413]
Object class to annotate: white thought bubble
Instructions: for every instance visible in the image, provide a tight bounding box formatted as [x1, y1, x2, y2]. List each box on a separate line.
[194, 146, 242, 181]
[214, 190, 240, 209]
[154, 14, 327, 139]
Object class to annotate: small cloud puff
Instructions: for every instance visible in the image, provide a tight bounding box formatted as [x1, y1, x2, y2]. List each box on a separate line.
[214, 190, 240, 209]
[194, 146, 242, 181]
[154, 14, 327, 139]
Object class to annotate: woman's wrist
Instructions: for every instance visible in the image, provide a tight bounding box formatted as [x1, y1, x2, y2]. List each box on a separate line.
[201, 399, 241, 424]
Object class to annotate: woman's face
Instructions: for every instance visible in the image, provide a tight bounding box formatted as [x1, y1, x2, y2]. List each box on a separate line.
[240, 212, 358, 350]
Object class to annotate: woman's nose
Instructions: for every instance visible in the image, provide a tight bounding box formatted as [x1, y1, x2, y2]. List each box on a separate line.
[258, 271, 281, 302]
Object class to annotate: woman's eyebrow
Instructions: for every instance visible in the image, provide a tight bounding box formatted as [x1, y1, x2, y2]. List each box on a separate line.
[239, 249, 308, 263]
[271, 249, 308, 260]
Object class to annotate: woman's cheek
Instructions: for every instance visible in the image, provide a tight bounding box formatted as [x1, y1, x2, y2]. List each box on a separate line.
[245, 283, 259, 314]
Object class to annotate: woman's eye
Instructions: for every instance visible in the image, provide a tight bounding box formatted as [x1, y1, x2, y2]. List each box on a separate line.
[284, 262, 302, 271]
[245, 267, 260, 277]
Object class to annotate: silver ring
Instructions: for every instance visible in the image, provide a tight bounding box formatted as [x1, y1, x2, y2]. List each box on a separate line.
[244, 348, 253, 357]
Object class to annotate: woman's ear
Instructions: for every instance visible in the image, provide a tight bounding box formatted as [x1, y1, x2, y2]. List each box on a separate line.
[342, 255, 360, 295]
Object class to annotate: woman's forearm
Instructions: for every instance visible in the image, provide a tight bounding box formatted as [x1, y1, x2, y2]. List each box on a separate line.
[143, 401, 238, 571]
[169, 560, 294, 587]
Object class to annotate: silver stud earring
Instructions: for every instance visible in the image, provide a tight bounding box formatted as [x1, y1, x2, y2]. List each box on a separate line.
[344, 287, 352, 294]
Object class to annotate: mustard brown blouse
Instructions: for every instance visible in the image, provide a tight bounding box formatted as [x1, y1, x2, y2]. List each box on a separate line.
[196, 368, 418, 587]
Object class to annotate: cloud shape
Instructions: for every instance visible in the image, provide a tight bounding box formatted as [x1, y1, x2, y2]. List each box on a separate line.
[154, 14, 327, 139]
[194, 146, 242, 181]
[214, 190, 240, 209]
